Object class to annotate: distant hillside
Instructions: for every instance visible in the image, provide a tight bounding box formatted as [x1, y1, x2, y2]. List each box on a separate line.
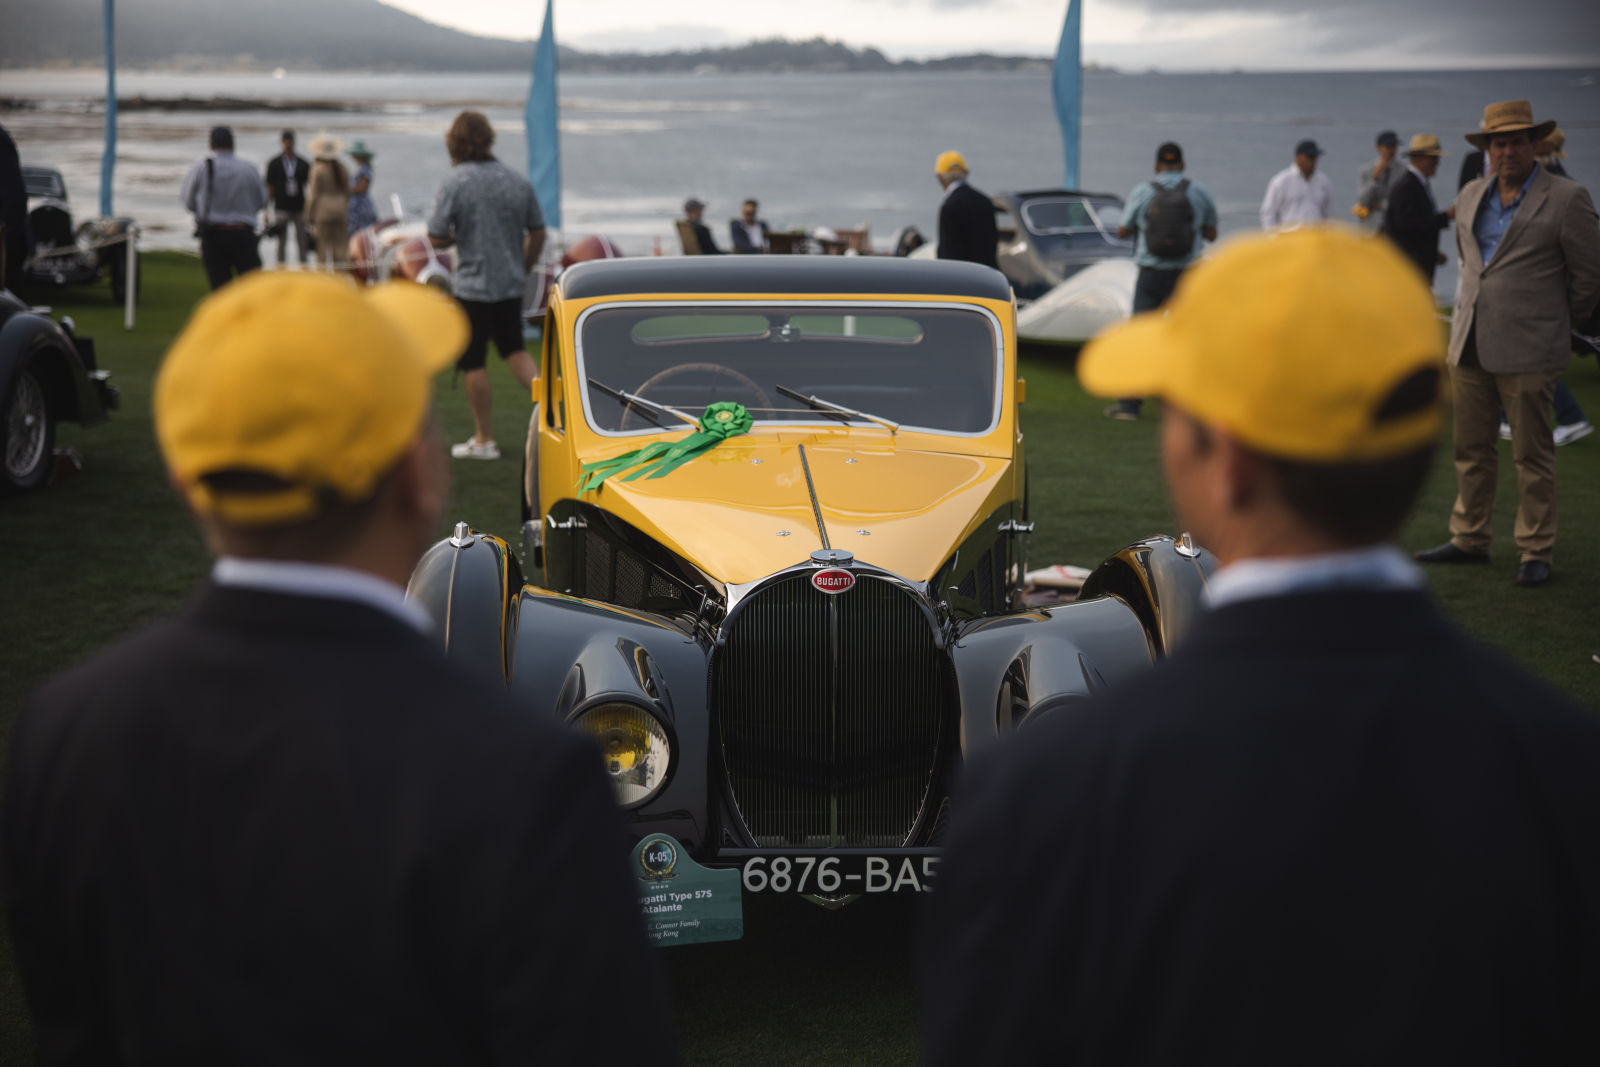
[4, 0, 536, 72]
[4, 1, 1062, 74]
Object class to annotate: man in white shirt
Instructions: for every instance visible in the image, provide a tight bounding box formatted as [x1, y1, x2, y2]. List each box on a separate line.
[1260, 139, 1333, 231]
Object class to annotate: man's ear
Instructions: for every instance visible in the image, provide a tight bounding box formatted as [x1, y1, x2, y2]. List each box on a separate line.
[1216, 432, 1269, 512]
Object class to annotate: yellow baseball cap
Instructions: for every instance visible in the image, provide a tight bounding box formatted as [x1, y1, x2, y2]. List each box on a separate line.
[155, 271, 468, 524]
[935, 150, 968, 176]
[1078, 227, 1444, 462]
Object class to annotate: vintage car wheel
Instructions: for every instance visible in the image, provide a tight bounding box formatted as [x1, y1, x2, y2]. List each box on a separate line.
[621, 362, 774, 430]
[3, 364, 54, 493]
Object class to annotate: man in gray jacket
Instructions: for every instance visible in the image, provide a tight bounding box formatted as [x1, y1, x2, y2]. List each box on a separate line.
[1415, 100, 1600, 587]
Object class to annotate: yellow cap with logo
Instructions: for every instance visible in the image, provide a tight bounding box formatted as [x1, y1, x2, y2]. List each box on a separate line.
[1078, 226, 1445, 462]
[934, 150, 968, 176]
[155, 271, 468, 524]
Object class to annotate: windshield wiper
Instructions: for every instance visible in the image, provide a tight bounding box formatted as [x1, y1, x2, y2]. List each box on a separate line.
[587, 378, 700, 430]
[775, 384, 899, 434]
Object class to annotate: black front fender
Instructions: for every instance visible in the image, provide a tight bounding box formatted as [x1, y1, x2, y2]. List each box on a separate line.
[509, 588, 713, 852]
[1078, 534, 1215, 657]
[406, 523, 522, 682]
[953, 593, 1154, 759]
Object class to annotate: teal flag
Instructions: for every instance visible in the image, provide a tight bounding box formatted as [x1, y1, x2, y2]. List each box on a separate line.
[101, 0, 116, 216]
[1052, 0, 1082, 190]
[525, 0, 561, 229]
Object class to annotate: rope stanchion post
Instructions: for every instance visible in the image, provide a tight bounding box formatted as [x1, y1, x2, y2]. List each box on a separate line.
[123, 225, 138, 330]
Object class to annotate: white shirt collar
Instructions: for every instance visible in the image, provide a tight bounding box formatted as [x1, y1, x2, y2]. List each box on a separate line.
[1203, 544, 1423, 610]
[212, 557, 434, 633]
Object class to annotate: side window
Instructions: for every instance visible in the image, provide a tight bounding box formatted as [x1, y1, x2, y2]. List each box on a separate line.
[545, 311, 565, 432]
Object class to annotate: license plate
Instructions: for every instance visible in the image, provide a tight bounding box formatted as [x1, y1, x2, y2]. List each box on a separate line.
[739, 853, 940, 894]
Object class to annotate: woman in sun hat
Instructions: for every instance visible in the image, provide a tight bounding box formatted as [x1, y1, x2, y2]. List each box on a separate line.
[347, 139, 378, 233]
[304, 130, 350, 269]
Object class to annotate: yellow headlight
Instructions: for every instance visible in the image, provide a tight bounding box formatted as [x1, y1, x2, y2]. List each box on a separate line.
[574, 702, 671, 806]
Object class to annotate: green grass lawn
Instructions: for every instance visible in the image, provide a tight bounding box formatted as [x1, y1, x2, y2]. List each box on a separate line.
[1, 253, 1596, 1061]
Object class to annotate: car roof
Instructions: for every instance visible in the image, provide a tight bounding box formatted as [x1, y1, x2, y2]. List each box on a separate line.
[558, 255, 1013, 303]
[1002, 189, 1123, 202]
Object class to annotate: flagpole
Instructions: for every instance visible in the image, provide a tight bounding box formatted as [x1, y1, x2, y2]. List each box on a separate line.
[101, 0, 116, 217]
[1053, 0, 1082, 190]
[526, 0, 562, 242]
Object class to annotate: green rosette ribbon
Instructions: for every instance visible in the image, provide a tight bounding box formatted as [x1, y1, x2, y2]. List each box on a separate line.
[578, 401, 753, 492]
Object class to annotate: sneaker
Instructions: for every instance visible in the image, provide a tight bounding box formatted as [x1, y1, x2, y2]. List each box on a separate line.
[1553, 420, 1593, 447]
[1498, 421, 1512, 441]
[1102, 404, 1139, 422]
[451, 438, 500, 460]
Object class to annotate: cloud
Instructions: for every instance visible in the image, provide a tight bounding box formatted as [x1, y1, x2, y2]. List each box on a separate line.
[570, 25, 733, 53]
[1108, 0, 1599, 64]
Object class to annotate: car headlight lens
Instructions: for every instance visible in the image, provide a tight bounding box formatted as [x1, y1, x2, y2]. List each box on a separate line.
[574, 702, 670, 806]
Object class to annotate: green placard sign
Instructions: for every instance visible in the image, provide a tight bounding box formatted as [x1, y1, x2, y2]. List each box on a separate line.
[633, 834, 744, 947]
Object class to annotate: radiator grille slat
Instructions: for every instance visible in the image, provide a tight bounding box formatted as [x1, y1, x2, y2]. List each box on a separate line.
[714, 575, 945, 848]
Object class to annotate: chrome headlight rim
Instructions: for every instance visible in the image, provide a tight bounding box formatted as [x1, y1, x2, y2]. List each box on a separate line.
[570, 698, 675, 809]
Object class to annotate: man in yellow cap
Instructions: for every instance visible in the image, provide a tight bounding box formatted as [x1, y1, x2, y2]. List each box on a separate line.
[921, 228, 1600, 1065]
[934, 149, 998, 269]
[2, 273, 673, 1061]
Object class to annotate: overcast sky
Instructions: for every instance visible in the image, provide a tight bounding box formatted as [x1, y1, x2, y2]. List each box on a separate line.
[381, 0, 1599, 70]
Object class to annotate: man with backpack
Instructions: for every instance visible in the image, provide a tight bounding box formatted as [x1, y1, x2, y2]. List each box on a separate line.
[1106, 141, 1218, 420]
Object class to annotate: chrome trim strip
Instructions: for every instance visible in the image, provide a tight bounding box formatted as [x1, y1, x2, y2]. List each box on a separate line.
[797, 443, 830, 550]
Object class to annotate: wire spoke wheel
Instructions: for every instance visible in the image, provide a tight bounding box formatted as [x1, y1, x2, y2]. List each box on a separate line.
[4, 368, 51, 490]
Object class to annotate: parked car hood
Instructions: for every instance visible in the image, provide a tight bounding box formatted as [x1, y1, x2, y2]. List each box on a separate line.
[586, 433, 1015, 587]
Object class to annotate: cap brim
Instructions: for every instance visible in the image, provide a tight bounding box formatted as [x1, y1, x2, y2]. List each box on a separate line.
[1077, 310, 1186, 401]
[362, 281, 469, 374]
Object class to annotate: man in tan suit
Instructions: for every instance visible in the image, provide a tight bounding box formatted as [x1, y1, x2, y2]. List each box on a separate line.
[1415, 100, 1600, 587]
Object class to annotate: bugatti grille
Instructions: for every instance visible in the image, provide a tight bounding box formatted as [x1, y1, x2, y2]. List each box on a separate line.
[713, 574, 947, 848]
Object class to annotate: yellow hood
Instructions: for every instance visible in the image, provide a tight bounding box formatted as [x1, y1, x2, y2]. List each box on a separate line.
[587, 433, 1015, 586]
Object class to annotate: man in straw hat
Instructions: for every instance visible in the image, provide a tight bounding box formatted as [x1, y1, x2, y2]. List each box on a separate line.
[1414, 99, 1600, 587]
[2, 273, 673, 1061]
[921, 228, 1600, 1065]
[1381, 133, 1456, 283]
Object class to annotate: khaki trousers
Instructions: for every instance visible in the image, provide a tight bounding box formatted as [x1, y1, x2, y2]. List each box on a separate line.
[1448, 361, 1559, 562]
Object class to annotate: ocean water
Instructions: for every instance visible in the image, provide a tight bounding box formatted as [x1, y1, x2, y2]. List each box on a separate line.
[3, 66, 1597, 300]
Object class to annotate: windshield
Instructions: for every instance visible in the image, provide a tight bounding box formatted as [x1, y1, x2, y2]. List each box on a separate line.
[577, 302, 1001, 436]
[22, 168, 67, 200]
[1019, 196, 1122, 236]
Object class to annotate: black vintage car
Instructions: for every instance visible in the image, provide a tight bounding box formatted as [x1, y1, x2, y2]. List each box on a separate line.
[1, 288, 117, 493]
[21, 166, 140, 303]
